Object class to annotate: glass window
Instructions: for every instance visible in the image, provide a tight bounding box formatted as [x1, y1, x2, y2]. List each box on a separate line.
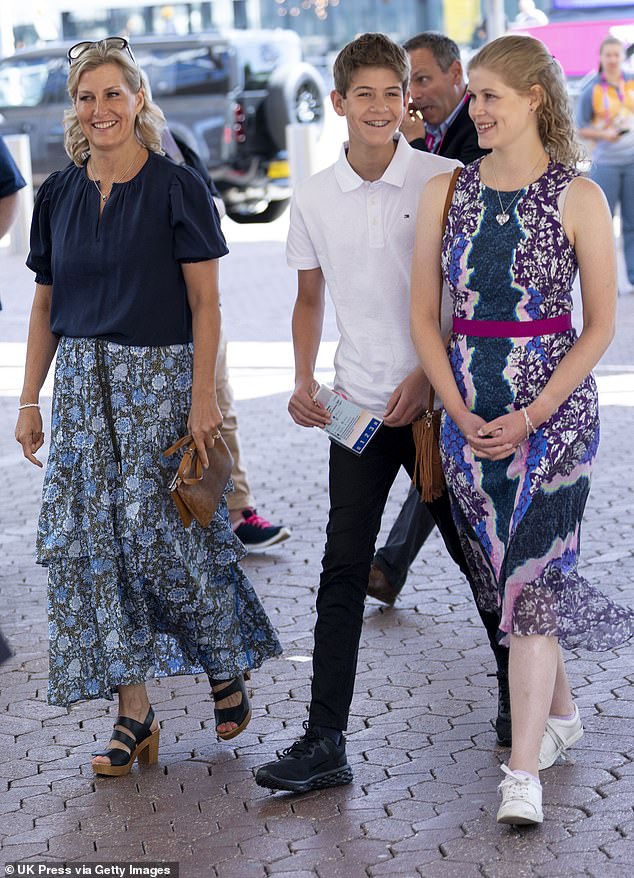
[136, 45, 232, 97]
[0, 57, 67, 109]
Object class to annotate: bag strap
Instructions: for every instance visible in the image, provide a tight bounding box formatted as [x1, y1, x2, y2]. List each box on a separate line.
[164, 434, 193, 457]
[164, 434, 203, 485]
[426, 165, 462, 412]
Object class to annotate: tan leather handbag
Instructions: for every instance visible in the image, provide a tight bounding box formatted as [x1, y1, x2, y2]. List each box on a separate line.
[412, 166, 461, 503]
[164, 433, 233, 528]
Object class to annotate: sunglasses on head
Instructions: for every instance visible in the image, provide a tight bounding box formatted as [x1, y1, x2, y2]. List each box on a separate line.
[67, 36, 135, 65]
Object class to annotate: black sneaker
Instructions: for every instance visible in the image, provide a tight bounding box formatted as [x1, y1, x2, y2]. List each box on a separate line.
[496, 671, 512, 747]
[233, 508, 291, 551]
[255, 722, 353, 793]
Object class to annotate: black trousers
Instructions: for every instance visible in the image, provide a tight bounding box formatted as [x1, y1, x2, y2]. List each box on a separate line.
[373, 483, 436, 591]
[308, 423, 507, 731]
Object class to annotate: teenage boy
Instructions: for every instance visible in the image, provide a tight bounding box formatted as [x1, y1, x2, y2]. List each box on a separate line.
[255, 33, 485, 794]
[370, 31, 490, 607]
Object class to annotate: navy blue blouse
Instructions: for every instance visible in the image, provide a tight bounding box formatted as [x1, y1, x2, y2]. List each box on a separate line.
[27, 150, 228, 346]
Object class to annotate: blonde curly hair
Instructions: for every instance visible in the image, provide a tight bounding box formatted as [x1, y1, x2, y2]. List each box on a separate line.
[64, 39, 165, 165]
[468, 35, 587, 169]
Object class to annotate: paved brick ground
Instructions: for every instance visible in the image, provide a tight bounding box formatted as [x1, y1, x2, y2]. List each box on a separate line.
[1, 215, 634, 878]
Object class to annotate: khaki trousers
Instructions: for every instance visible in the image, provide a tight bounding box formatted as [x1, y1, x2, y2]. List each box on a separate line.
[216, 327, 255, 512]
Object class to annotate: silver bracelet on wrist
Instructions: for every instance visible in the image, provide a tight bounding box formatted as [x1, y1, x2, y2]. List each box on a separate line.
[522, 407, 535, 440]
[18, 402, 40, 411]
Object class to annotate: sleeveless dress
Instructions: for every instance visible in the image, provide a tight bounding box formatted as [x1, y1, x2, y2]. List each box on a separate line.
[439, 159, 634, 650]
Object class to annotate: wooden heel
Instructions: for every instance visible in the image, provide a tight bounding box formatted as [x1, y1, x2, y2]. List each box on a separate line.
[138, 729, 160, 765]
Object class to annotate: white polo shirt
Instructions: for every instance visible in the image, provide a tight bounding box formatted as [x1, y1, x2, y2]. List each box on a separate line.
[287, 133, 461, 416]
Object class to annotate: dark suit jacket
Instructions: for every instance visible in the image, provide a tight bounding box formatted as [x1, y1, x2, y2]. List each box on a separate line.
[410, 98, 488, 165]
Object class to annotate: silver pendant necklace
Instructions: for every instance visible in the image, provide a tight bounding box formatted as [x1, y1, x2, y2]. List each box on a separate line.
[489, 154, 547, 226]
[90, 148, 142, 203]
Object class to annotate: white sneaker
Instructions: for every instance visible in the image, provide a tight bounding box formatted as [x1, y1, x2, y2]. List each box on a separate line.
[497, 764, 543, 825]
[538, 705, 584, 771]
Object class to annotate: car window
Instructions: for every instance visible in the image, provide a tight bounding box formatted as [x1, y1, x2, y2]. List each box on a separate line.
[136, 46, 232, 97]
[238, 40, 300, 89]
[0, 56, 67, 108]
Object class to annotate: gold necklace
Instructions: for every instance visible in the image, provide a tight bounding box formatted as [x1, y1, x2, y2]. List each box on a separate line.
[90, 148, 142, 203]
[489, 154, 548, 226]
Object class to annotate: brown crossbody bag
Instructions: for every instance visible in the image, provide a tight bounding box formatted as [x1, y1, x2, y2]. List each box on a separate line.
[412, 165, 461, 503]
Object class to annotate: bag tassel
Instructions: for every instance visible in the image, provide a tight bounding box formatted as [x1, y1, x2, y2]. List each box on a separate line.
[412, 411, 446, 503]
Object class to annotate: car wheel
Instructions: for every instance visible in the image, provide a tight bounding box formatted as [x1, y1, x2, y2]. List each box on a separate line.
[264, 63, 326, 152]
[227, 199, 290, 224]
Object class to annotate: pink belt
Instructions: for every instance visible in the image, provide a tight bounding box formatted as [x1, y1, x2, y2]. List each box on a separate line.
[452, 314, 572, 338]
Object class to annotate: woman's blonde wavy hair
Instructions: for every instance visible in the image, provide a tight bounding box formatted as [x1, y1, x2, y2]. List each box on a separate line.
[64, 40, 166, 165]
[468, 34, 586, 169]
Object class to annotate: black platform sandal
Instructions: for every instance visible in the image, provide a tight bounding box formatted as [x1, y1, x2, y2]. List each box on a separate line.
[91, 706, 160, 777]
[211, 674, 252, 741]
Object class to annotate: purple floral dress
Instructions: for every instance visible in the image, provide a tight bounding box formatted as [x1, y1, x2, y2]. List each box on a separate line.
[440, 159, 634, 650]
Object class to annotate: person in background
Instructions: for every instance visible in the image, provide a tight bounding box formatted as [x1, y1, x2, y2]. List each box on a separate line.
[411, 33, 634, 826]
[14, 37, 281, 777]
[577, 36, 634, 295]
[163, 129, 292, 550]
[0, 135, 27, 310]
[512, 0, 549, 28]
[399, 32, 487, 165]
[0, 134, 27, 664]
[369, 31, 510, 753]
[0, 136, 26, 243]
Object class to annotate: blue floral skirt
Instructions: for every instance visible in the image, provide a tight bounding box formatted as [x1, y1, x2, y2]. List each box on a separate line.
[39, 337, 282, 706]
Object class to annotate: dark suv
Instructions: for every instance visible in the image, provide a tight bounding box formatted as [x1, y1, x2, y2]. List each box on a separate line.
[0, 30, 326, 223]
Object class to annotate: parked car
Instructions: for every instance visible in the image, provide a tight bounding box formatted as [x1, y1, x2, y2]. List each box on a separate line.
[0, 29, 326, 223]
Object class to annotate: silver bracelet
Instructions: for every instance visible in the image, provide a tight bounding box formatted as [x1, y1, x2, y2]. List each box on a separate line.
[522, 407, 535, 440]
[18, 402, 40, 411]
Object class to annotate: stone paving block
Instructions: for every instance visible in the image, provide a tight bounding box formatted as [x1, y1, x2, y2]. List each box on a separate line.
[415, 861, 485, 877]
[482, 863, 540, 878]
[19, 793, 66, 817]
[361, 816, 416, 842]
[0, 809, 35, 837]
[0, 841, 50, 860]
[239, 834, 292, 861]
[215, 860, 268, 878]
[263, 816, 321, 843]
[367, 850, 441, 876]
[264, 849, 344, 872]
[91, 842, 148, 860]
[287, 818, 364, 852]
[361, 745, 417, 770]
[47, 830, 97, 857]
[587, 867, 634, 878]
[600, 838, 634, 864]
[534, 850, 611, 876]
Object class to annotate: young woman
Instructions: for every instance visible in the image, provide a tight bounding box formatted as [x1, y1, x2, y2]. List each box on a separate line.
[15, 38, 281, 777]
[410, 34, 634, 825]
[577, 36, 634, 293]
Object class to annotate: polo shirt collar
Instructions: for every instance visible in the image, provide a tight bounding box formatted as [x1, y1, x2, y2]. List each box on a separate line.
[334, 133, 413, 192]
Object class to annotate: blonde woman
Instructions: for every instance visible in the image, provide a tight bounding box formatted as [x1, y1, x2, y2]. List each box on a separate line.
[15, 38, 281, 776]
[411, 35, 634, 825]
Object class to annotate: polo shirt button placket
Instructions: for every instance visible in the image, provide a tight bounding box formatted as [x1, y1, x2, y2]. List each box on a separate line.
[367, 183, 383, 248]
